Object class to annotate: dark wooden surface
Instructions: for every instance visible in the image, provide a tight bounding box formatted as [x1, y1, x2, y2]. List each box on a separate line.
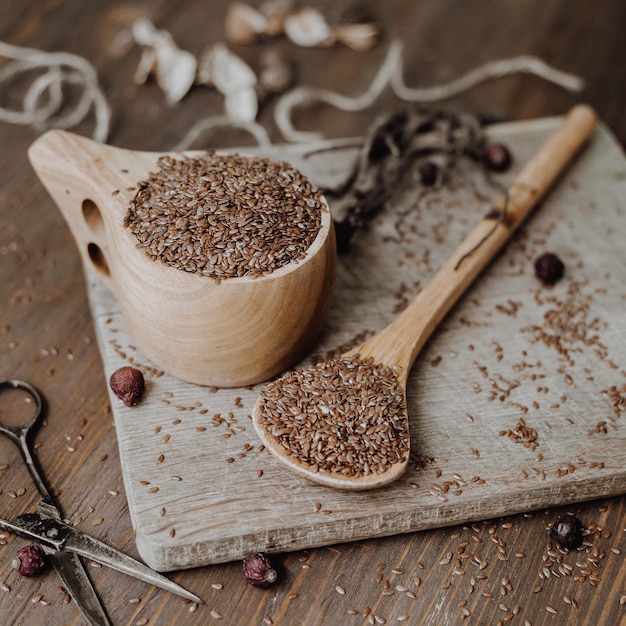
[1, 1, 625, 625]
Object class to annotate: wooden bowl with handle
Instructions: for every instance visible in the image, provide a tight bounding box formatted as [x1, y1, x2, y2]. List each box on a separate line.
[28, 130, 336, 387]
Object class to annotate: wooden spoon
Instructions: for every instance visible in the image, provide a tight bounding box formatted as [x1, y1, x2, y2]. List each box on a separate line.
[252, 104, 597, 490]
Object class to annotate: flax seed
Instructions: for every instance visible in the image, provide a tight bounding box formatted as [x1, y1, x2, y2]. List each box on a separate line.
[256, 355, 409, 477]
[125, 153, 324, 279]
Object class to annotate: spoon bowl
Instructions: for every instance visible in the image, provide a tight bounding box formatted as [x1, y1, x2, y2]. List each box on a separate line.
[28, 130, 336, 387]
[252, 105, 597, 490]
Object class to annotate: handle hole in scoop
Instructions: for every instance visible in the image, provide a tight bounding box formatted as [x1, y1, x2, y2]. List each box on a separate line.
[87, 243, 111, 277]
[82, 198, 104, 235]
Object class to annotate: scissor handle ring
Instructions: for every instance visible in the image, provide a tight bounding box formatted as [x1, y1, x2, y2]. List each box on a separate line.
[0, 379, 44, 432]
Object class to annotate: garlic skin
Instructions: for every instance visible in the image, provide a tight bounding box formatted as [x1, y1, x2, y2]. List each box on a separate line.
[225, 2, 268, 46]
[335, 21, 381, 52]
[259, 0, 292, 36]
[131, 18, 197, 103]
[198, 43, 259, 122]
[225, 87, 259, 122]
[284, 8, 334, 47]
[257, 48, 296, 98]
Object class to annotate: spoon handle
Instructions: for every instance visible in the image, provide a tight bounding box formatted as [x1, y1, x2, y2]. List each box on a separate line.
[352, 104, 597, 380]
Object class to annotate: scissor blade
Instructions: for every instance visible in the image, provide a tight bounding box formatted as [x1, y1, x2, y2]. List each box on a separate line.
[62, 530, 202, 604]
[44, 547, 112, 626]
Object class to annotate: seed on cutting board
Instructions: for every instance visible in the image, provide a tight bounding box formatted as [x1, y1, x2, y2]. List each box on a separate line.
[124, 152, 324, 280]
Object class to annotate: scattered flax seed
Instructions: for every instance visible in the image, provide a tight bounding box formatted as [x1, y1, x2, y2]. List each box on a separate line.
[125, 153, 324, 279]
[336, 585, 346, 595]
[210, 609, 222, 619]
[499, 418, 539, 449]
[129, 597, 141, 604]
[92, 517, 104, 526]
[159, 507, 166, 517]
[211, 582, 224, 590]
[147, 486, 159, 493]
[169, 528, 176, 537]
[256, 355, 409, 478]
[546, 606, 557, 614]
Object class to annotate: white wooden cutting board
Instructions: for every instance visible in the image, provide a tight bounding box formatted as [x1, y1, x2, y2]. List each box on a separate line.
[85, 116, 626, 571]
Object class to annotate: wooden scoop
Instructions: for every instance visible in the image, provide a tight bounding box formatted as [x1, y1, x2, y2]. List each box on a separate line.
[28, 130, 336, 387]
[252, 104, 597, 490]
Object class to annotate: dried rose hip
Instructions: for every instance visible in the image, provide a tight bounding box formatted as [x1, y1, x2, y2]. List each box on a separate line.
[484, 143, 512, 172]
[242, 552, 278, 588]
[109, 366, 145, 406]
[418, 161, 439, 186]
[534, 252, 565, 285]
[12, 544, 47, 576]
[549, 514, 584, 549]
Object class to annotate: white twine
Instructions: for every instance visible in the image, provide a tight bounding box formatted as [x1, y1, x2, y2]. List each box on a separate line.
[174, 114, 272, 150]
[0, 40, 111, 142]
[274, 40, 585, 143]
[0, 37, 585, 151]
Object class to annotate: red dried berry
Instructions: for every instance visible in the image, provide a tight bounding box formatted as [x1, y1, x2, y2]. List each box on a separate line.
[242, 552, 278, 588]
[109, 366, 145, 406]
[534, 252, 565, 285]
[484, 143, 512, 172]
[418, 161, 438, 186]
[12, 544, 47, 577]
[549, 514, 583, 549]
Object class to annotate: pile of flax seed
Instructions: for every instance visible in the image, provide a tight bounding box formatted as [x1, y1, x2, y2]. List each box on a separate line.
[256, 355, 410, 477]
[124, 152, 324, 280]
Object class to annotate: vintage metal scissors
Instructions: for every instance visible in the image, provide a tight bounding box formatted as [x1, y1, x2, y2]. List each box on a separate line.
[0, 379, 202, 625]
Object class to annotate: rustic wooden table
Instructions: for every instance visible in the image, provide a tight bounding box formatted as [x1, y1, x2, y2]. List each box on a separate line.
[1, 1, 625, 625]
